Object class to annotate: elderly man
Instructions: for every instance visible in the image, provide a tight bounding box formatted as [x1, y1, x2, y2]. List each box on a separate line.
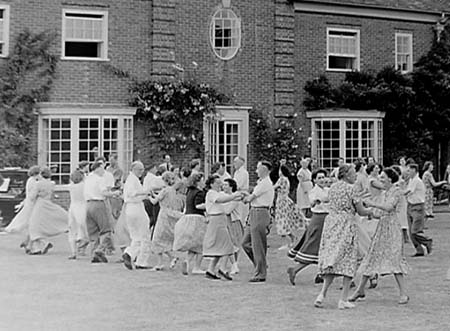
[242, 160, 274, 282]
[122, 161, 152, 270]
[84, 160, 120, 263]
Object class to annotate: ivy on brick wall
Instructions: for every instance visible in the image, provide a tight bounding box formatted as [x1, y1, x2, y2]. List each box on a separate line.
[0, 29, 57, 168]
[129, 80, 229, 154]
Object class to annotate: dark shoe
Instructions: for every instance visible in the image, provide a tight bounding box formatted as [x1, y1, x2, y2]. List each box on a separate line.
[287, 267, 296, 286]
[411, 253, 425, 257]
[181, 261, 188, 276]
[68, 255, 77, 260]
[249, 277, 266, 283]
[42, 243, 53, 255]
[135, 265, 152, 270]
[95, 251, 108, 263]
[122, 253, 133, 270]
[314, 275, 324, 284]
[91, 256, 102, 263]
[368, 275, 378, 289]
[205, 271, 220, 280]
[30, 251, 42, 255]
[218, 269, 232, 281]
[425, 240, 433, 255]
[348, 291, 366, 302]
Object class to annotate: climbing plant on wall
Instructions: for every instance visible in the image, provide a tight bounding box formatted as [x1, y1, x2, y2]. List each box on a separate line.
[0, 29, 57, 167]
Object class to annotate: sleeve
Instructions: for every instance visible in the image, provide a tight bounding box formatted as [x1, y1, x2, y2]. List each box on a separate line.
[253, 180, 272, 198]
[407, 178, 417, 193]
[350, 185, 361, 204]
[308, 187, 317, 202]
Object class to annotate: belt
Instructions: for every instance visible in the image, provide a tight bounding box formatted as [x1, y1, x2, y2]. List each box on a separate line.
[251, 206, 270, 209]
[87, 199, 105, 202]
[408, 202, 424, 207]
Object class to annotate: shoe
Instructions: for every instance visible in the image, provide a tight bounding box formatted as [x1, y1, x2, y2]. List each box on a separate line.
[135, 265, 152, 270]
[348, 292, 366, 302]
[398, 295, 409, 304]
[19, 242, 27, 249]
[230, 263, 239, 275]
[95, 251, 108, 263]
[181, 261, 188, 275]
[368, 275, 378, 289]
[249, 277, 266, 283]
[338, 300, 355, 310]
[42, 243, 53, 255]
[122, 253, 133, 270]
[314, 294, 324, 308]
[218, 269, 232, 281]
[169, 257, 179, 269]
[425, 241, 433, 255]
[411, 253, 425, 257]
[350, 281, 356, 288]
[314, 275, 324, 284]
[68, 255, 77, 260]
[191, 268, 206, 275]
[278, 244, 289, 251]
[287, 267, 296, 286]
[152, 265, 164, 271]
[30, 250, 42, 255]
[91, 256, 102, 263]
[205, 271, 220, 280]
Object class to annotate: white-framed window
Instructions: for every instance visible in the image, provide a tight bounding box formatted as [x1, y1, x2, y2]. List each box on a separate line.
[38, 105, 136, 185]
[204, 106, 250, 175]
[0, 5, 10, 57]
[307, 110, 385, 172]
[327, 28, 360, 71]
[62, 9, 108, 60]
[210, 8, 241, 60]
[395, 33, 413, 73]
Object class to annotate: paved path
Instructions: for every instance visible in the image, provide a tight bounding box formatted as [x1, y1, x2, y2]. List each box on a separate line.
[0, 209, 449, 331]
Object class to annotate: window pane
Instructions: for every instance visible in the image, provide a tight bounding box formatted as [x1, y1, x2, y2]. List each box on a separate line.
[211, 9, 240, 60]
[65, 42, 100, 58]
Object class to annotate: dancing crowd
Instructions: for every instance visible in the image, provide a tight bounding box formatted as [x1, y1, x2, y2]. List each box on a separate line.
[2, 152, 449, 309]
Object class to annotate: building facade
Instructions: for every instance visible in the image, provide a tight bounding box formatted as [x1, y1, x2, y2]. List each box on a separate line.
[0, 0, 448, 193]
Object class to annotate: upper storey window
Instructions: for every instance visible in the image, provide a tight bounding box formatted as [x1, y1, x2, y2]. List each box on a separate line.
[0, 5, 10, 57]
[210, 8, 241, 60]
[395, 33, 413, 73]
[62, 9, 108, 60]
[327, 28, 360, 71]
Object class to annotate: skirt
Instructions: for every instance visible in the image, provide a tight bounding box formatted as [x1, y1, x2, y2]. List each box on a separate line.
[5, 199, 35, 233]
[288, 213, 326, 264]
[28, 198, 68, 240]
[203, 214, 234, 257]
[227, 216, 244, 253]
[173, 214, 207, 254]
[113, 204, 131, 249]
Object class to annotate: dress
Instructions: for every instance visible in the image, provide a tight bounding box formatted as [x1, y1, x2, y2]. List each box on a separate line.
[296, 168, 313, 209]
[395, 179, 408, 230]
[358, 185, 410, 276]
[68, 182, 89, 243]
[275, 176, 305, 236]
[173, 187, 207, 254]
[224, 199, 243, 253]
[422, 171, 434, 216]
[5, 177, 39, 233]
[28, 179, 68, 242]
[151, 186, 184, 254]
[318, 181, 359, 277]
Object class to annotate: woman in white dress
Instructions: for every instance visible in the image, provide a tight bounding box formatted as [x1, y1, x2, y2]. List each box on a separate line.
[67, 170, 89, 259]
[296, 158, 313, 215]
[5, 166, 41, 252]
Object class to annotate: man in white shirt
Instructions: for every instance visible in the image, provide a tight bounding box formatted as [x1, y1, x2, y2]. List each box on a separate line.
[405, 163, 432, 257]
[84, 160, 120, 263]
[242, 160, 275, 282]
[233, 156, 250, 224]
[212, 162, 231, 182]
[122, 161, 152, 270]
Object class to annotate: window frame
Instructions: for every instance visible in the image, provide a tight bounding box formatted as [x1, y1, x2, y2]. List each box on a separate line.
[395, 32, 413, 74]
[209, 8, 241, 61]
[326, 27, 360, 72]
[0, 4, 10, 58]
[61, 8, 109, 61]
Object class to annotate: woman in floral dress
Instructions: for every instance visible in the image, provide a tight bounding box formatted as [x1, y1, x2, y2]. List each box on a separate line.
[349, 168, 410, 305]
[315, 164, 374, 310]
[275, 165, 305, 250]
[422, 161, 445, 218]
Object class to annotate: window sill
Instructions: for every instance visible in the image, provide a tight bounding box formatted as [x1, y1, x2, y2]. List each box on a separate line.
[326, 68, 359, 72]
[60, 57, 110, 62]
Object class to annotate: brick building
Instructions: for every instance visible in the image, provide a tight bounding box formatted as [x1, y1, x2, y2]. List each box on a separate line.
[0, 0, 448, 197]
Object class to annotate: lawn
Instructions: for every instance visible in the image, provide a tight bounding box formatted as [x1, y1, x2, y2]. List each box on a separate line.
[0, 208, 449, 331]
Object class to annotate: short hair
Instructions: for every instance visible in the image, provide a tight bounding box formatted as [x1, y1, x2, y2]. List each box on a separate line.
[109, 153, 118, 161]
[40, 167, 52, 179]
[188, 172, 204, 188]
[91, 160, 104, 171]
[423, 161, 433, 172]
[406, 158, 415, 165]
[95, 156, 106, 163]
[78, 161, 90, 170]
[211, 162, 221, 174]
[190, 159, 200, 169]
[391, 165, 402, 177]
[366, 163, 383, 174]
[162, 171, 175, 185]
[181, 166, 192, 178]
[260, 160, 272, 171]
[383, 167, 399, 184]
[354, 158, 365, 172]
[131, 161, 144, 170]
[157, 165, 167, 175]
[28, 165, 41, 177]
[312, 168, 328, 181]
[234, 156, 245, 163]
[71, 170, 85, 184]
[205, 174, 220, 190]
[224, 178, 237, 192]
[279, 165, 290, 177]
[398, 156, 406, 163]
[337, 164, 353, 180]
[408, 163, 419, 172]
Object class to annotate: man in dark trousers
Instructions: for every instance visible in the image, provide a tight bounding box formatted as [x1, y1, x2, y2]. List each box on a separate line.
[242, 160, 275, 282]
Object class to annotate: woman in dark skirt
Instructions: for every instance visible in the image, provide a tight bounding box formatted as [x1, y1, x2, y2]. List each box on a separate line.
[287, 169, 329, 285]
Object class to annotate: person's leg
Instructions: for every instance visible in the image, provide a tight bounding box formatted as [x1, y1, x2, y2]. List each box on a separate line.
[408, 205, 424, 255]
[410, 205, 430, 255]
[314, 274, 334, 307]
[241, 225, 254, 265]
[287, 262, 308, 286]
[338, 276, 355, 309]
[207, 257, 219, 274]
[349, 275, 369, 301]
[250, 210, 269, 279]
[394, 273, 407, 298]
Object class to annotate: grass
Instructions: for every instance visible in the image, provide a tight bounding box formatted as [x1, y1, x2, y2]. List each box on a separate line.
[0, 208, 449, 331]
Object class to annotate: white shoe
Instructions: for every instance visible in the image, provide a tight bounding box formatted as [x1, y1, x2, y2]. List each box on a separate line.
[230, 263, 239, 275]
[191, 268, 206, 275]
[278, 244, 289, 251]
[338, 300, 355, 310]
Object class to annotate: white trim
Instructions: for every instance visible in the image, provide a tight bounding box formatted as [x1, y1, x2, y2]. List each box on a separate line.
[326, 27, 360, 72]
[294, 2, 443, 23]
[38, 103, 137, 116]
[61, 8, 108, 60]
[395, 32, 413, 73]
[0, 4, 10, 57]
[306, 109, 385, 119]
[209, 8, 241, 61]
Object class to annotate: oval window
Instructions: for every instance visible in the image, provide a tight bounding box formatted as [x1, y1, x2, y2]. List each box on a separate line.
[210, 8, 241, 60]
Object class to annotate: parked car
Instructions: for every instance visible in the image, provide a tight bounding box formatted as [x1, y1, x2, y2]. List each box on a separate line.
[0, 168, 28, 228]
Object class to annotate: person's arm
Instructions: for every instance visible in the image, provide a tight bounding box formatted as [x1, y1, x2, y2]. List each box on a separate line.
[244, 180, 270, 204]
[355, 200, 374, 217]
[366, 189, 400, 212]
[404, 178, 417, 196]
[148, 187, 167, 204]
[370, 178, 384, 190]
[215, 191, 242, 203]
[428, 173, 446, 188]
